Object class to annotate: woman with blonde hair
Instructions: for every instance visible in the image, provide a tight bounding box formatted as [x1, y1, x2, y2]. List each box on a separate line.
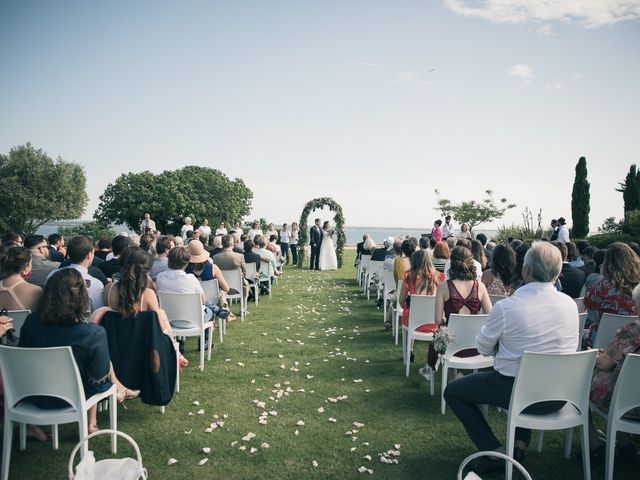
[457, 223, 472, 240]
[180, 217, 193, 240]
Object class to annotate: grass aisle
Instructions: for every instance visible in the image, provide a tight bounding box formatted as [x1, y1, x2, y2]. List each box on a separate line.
[8, 251, 631, 479]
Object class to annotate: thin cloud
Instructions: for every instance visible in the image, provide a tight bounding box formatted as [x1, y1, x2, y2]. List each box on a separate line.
[535, 24, 555, 36]
[444, 0, 640, 28]
[506, 63, 535, 84]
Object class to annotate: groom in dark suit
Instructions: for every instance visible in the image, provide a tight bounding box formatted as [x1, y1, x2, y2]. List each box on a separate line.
[309, 218, 323, 270]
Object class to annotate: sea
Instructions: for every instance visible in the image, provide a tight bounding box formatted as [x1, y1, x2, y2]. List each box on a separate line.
[36, 221, 498, 246]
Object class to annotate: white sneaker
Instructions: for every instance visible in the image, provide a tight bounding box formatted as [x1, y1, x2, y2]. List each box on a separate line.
[418, 365, 431, 382]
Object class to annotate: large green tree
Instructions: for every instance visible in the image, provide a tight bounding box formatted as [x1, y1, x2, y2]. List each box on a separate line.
[434, 189, 516, 232]
[95, 166, 253, 234]
[0, 143, 88, 234]
[617, 164, 640, 213]
[571, 156, 590, 238]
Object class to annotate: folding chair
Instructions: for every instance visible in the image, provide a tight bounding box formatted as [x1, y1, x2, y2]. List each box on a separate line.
[220, 269, 247, 320]
[392, 280, 403, 346]
[382, 269, 396, 324]
[594, 314, 638, 349]
[200, 280, 225, 342]
[244, 262, 260, 305]
[365, 260, 383, 299]
[574, 297, 585, 313]
[401, 295, 437, 386]
[0, 346, 118, 480]
[259, 260, 273, 298]
[358, 254, 371, 287]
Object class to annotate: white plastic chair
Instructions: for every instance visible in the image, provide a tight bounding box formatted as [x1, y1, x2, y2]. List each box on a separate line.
[392, 280, 404, 346]
[200, 280, 225, 343]
[591, 353, 640, 480]
[382, 269, 396, 324]
[401, 295, 437, 385]
[504, 350, 597, 480]
[574, 296, 585, 313]
[244, 262, 260, 305]
[578, 312, 587, 348]
[489, 294, 508, 305]
[68, 429, 147, 480]
[365, 260, 383, 299]
[259, 260, 273, 298]
[159, 292, 213, 371]
[358, 254, 371, 287]
[594, 314, 638, 349]
[0, 346, 118, 480]
[6, 310, 30, 340]
[220, 268, 247, 320]
[440, 314, 494, 414]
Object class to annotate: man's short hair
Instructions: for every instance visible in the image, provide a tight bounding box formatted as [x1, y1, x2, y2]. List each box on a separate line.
[186, 230, 194, 239]
[315, 218, 321, 223]
[524, 241, 562, 283]
[551, 241, 568, 262]
[25, 234, 46, 249]
[67, 235, 94, 264]
[582, 246, 597, 260]
[222, 234, 234, 248]
[435, 219, 442, 226]
[419, 237, 429, 249]
[156, 235, 175, 255]
[112, 235, 134, 256]
[48, 233, 62, 246]
[475, 233, 487, 246]
[575, 240, 590, 254]
[244, 239, 254, 252]
[97, 236, 112, 250]
[445, 215, 451, 221]
[200, 233, 209, 245]
[168, 246, 191, 270]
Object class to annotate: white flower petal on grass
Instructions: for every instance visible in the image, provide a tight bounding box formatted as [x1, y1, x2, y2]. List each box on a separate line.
[358, 466, 374, 474]
[278, 354, 284, 359]
[167, 458, 178, 465]
[365, 389, 371, 393]
[312, 460, 319, 468]
[230, 441, 238, 447]
[237, 362, 245, 367]
[353, 379, 363, 383]
[259, 418, 268, 425]
[279, 364, 286, 369]
[317, 407, 325, 413]
[294, 430, 299, 435]
[205, 427, 213, 433]
[394, 444, 401, 449]
[184, 429, 192, 435]
[328, 417, 337, 423]
[223, 414, 229, 419]
[192, 400, 200, 406]
[269, 411, 278, 416]
[196, 409, 205, 415]
[238, 445, 246, 451]
[261, 442, 270, 449]
[363, 455, 372, 461]
[327, 397, 338, 403]
[351, 447, 357, 452]
[188, 412, 194, 416]
[353, 422, 364, 428]
[250, 447, 258, 454]
[198, 458, 209, 465]
[202, 447, 211, 454]
[306, 374, 314, 379]
[296, 420, 305, 426]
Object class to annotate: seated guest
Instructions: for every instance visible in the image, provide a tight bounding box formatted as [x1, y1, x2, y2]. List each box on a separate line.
[47, 233, 65, 262]
[243, 239, 262, 272]
[583, 242, 640, 346]
[0, 247, 42, 311]
[552, 241, 585, 298]
[58, 238, 108, 287]
[94, 237, 112, 261]
[212, 235, 247, 295]
[628, 241, 640, 257]
[186, 240, 231, 300]
[266, 234, 278, 254]
[581, 248, 606, 296]
[19, 269, 114, 433]
[398, 250, 441, 359]
[24, 235, 60, 288]
[573, 240, 590, 267]
[485, 241, 497, 265]
[425, 246, 491, 374]
[510, 242, 530, 290]
[471, 239, 487, 272]
[174, 235, 184, 247]
[62, 235, 105, 312]
[231, 232, 244, 253]
[475, 233, 491, 266]
[566, 241, 579, 265]
[139, 233, 153, 253]
[210, 235, 224, 256]
[371, 237, 393, 261]
[444, 242, 578, 474]
[254, 235, 282, 280]
[1, 232, 23, 248]
[384, 240, 401, 274]
[99, 235, 134, 279]
[394, 238, 415, 285]
[418, 237, 430, 254]
[481, 244, 515, 296]
[579, 246, 597, 277]
[444, 240, 483, 282]
[150, 235, 175, 280]
[355, 235, 371, 267]
[587, 284, 640, 461]
[432, 241, 450, 275]
[199, 234, 213, 253]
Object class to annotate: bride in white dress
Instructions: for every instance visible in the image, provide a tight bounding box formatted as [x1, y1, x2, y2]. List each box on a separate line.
[319, 221, 338, 271]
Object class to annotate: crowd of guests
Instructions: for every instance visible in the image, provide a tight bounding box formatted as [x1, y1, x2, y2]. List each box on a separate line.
[356, 219, 640, 474]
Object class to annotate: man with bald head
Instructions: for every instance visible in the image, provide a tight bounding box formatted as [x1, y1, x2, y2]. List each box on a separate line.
[444, 241, 578, 474]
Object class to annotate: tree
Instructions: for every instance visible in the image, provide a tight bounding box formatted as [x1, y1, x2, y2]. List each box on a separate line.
[434, 189, 516, 232]
[616, 164, 640, 213]
[95, 166, 253, 235]
[571, 156, 590, 238]
[0, 143, 88, 234]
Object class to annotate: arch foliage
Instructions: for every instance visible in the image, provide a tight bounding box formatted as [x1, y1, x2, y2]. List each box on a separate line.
[297, 197, 346, 268]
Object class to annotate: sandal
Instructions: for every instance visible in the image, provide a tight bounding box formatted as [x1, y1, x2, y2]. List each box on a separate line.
[117, 388, 141, 403]
[89, 424, 99, 434]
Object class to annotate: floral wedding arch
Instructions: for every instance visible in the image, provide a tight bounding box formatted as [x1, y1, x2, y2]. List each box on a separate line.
[297, 197, 346, 268]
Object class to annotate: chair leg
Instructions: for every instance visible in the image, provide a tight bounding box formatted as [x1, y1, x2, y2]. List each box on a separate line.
[581, 424, 591, 480]
[429, 367, 435, 396]
[200, 332, 205, 371]
[536, 430, 544, 452]
[208, 325, 213, 361]
[160, 406, 165, 414]
[52, 424, 59, 450]
[564, 428, 573, 458]
[79, 417, 88, 458]
[441, 364, 449, 414]
[505, 425, 516, 480]
[605, 421, 617, 480]
[401, 330, 407, 369]
[2, 419, 13, 480]
[218, 318, 224, 344]
[110, 391, 117, 454]
[405, 335, 411, 377]
[18, 423, 26, 451]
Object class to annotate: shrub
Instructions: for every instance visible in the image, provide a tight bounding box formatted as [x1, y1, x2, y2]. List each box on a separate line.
[58, 221, 115, 241]
[586, 233, 636, 249]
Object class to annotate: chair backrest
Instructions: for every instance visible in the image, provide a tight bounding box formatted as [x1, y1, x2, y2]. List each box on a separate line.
[260, 260, 273, 278]
[245, 262, 258, 281]
[407, 295, 437, 331]
[158, 292, 203, 330]
[574, 297, 585, 313]
[509, 350, 596, 417]
[595, 314, 639, 349]
[0, 345, 85, 410]
[383, 270, 396, 294]
[360, 255, 371, 270]
[369, 260, 384, 278]
[608, 353, 640, 422]
[200, 280, 220, 305]
[220, 268, 243, 295]
[578, 312, 587, 332]
[445, 314, 489, 357]
[395, 280, 404, 310]
[490, 295, 508, 305]
[7, 309, 30, 340]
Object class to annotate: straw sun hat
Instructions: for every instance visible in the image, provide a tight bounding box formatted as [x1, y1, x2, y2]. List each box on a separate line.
[187, 240, 210, 263]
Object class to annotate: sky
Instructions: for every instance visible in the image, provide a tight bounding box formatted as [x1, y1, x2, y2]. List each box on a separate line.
[1, 0, 639, 230]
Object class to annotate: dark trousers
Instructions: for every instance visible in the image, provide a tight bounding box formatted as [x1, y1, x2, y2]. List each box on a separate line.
[280, 243, 290, 264]
[310, 244, 320, 269]
[290, 244, 298, 265]
[444, 370, 565, 451]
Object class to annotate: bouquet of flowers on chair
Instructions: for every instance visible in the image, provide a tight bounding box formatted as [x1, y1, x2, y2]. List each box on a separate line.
[433, 327, 455, 371]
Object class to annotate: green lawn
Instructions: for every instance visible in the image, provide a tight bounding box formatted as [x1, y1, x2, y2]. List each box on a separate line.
[6, 251, 634, 479]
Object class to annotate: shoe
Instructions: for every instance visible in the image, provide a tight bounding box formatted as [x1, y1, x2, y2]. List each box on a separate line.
[217, 308, 230, 320]
[469, 457, 506, 474]
[117, 388, 141, 403]
[418, 365, 431, 382]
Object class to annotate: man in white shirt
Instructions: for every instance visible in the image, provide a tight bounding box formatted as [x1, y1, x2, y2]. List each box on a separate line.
[442, 215, 455, 238]
[556, 217, 570, 243]
[444, 239, 483, 282]
[198, 219, 212, 237]
[140, 212, 156, 233]
[443, 241, 578, 474]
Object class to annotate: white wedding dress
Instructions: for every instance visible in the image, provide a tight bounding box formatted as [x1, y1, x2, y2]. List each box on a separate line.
[319, 230, 338, 270]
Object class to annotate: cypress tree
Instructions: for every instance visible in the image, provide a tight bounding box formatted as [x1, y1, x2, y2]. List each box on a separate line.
[571, 156, 590, 238]
[617, 165, 640, 212]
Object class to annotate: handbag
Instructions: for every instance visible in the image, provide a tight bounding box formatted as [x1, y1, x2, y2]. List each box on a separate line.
[0, 309, 18, 346]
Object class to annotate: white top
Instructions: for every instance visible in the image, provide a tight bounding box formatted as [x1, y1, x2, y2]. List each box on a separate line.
[290, 229, 299, 245]
[215, 228, 228, 236]
[457, 231, 472, 240]
[476, 282, 578, 377]
[444, 258, 483, 282]
[248, 228, 263, 241]
[180, 224, 194, 239]
[557, 225, 570, 243]
[198, 225, 212, 236]
[280, 230, 291, 243]
[140, 219, 156, 232]
[266, 229, 278, 240]
[442, 223, 455, 238]
[156, 269, 204, 295]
